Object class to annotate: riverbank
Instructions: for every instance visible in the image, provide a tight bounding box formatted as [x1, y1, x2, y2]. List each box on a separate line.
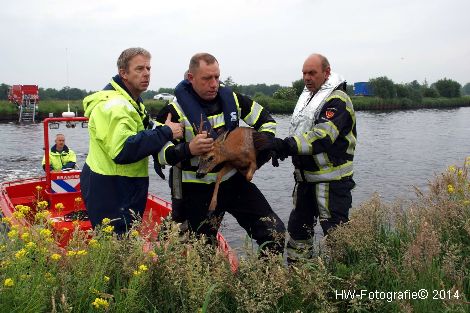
[1, 159, 469, 312]
[1, 96, 470, 121]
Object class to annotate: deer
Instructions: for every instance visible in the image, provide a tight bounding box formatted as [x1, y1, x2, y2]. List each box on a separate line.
[196, 125, 274, 212]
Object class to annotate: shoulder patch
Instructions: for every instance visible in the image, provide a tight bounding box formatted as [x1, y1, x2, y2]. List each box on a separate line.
[325, 109, 336, 119]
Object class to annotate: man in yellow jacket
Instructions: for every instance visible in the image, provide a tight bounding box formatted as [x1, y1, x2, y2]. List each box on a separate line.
[42, 133, 76, 171]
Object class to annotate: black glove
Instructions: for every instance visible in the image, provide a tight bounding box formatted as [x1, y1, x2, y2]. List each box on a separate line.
[271, 137, 290, 161]
[152, 154, 165, 179]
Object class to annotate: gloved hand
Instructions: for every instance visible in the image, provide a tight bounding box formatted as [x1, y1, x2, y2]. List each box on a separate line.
[271, 137, 290, 161]
[152, 154, 166, 179]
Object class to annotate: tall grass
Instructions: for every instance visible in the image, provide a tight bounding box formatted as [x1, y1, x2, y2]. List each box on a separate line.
[1, 168, 470, 311]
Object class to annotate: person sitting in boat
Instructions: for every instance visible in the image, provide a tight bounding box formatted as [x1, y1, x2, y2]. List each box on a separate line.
[42, 133, 77, 171]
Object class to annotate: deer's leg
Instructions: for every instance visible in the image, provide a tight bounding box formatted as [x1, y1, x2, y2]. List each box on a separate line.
[245, 161, 257, 181]
[209, 165, 233, 211]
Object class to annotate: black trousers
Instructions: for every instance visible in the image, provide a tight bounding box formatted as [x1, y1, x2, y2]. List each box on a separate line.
[172, 172, 286, 254]
[288, 178, 355, 240]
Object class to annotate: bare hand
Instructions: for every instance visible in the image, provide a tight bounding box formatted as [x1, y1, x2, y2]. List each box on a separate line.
[189, 131, 213, 155]
[165, 113, 183, 139]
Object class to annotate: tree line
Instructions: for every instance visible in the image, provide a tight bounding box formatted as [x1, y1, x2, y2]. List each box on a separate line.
[1, 78, 469, 103]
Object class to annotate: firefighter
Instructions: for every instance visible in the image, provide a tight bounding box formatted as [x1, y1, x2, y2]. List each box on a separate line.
[42, 133, 77, 171]
[271, 53, 357, 262]
[156, 52, 285, 255]
[80, 47, 183, 234]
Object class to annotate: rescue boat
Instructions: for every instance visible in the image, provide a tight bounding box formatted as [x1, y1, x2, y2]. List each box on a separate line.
[0, 116, 237, 271]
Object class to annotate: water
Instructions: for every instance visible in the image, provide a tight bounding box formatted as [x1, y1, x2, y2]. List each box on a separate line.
[1, 107, 469, 248]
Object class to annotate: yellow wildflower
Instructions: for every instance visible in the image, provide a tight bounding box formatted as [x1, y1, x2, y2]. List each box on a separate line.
[7, 229, 18, 239]
[13, 211, 25, 219]
[4, 278, 14, 287]
[448, 165, 456, 173]
[25, 241, 36, 250]
[51, 253, 62, 261]
[21, 232, 30, 242]
[88, 239, 100, 248]
[15, 248, 27, 259]
[448, 184, 455, 194]
[133, 270, 141, 276]
[102, 218, 111, 225]
[92, 297, 109, 310]
[77, 250, 88, 256]
[20, 274, 30, 280]
[37, 200, 49, 210]
[103, 225, 114, 234]
[15, 205, 31, 214]
[457, 169, 463, 177]
[130, 230, 139, 237]
[35, 210, 50, 221]
[66, 250, 77, 257]
[465, 156, 470, 167]
[147, 251, 157, 259]
[1, 217, 11, 224]
[138, 264, 148, 272]
[40, 228, 52, 238]
[55, 203, 64, 210]
[0, 245, 6, 252]
[104, 275, 110, 282]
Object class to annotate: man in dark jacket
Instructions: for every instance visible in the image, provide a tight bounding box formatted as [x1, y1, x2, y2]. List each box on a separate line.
[156, 53, 285, 254]
[271, 53, 357, 262]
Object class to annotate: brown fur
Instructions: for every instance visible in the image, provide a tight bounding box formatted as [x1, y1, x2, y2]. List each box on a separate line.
[197, 127, 263, 211]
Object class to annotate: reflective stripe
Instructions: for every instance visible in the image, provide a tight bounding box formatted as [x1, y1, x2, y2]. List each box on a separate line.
[207, 113, 225, 129]
[182, 169, 237, 184]
[345, 131, 356, 155]
[243, 101, 264, 126]
[157, 141, 174, 165]
[315, 121, 339, 142]
[316, 183, 331, 219]
[313, 153, 330, 168]
[294, 161, 353, 182]
[171, 101, 195, 140]
[257, 122, 276, 135]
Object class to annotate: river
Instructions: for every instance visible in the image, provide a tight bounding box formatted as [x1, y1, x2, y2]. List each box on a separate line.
[1, 107, 469, 249]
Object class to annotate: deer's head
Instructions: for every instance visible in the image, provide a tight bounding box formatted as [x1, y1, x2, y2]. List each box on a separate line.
[196, 131, 229, 178]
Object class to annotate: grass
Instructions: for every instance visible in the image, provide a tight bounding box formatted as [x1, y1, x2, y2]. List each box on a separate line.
[1, 158, 470, 312]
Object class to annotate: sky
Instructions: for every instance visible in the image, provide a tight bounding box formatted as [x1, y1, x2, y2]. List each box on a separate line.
[1, 0, 469, 92]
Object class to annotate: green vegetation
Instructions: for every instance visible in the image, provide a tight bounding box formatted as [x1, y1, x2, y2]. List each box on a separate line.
[1, 158, 469, 312]
[1, 75, 470, 119]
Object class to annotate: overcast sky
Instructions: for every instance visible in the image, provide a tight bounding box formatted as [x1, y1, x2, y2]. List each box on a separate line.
[1, 0, 469, 91]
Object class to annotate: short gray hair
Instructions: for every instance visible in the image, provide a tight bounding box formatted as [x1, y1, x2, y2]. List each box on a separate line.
[117, 47, 151, 71]
[189, 53, 218, 73]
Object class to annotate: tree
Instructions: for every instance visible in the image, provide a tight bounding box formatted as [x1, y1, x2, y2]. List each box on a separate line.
[0, 83, 10, 100]
[432, 78, 461, 98]
[369, 76, 396, 98]
[461, 82, 470, 95]
[291, 78, 304, 96]
[272, 87, 297, 100]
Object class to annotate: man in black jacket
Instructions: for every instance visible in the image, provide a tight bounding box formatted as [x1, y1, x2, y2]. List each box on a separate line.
[271, 53, 357, 262]
[156, 53, 285, 255]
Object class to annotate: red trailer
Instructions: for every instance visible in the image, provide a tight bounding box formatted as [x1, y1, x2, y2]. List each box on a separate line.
[7, 84, 40, 122]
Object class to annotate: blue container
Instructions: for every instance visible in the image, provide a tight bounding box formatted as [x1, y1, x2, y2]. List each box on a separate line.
[354, 82, 372, 96]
